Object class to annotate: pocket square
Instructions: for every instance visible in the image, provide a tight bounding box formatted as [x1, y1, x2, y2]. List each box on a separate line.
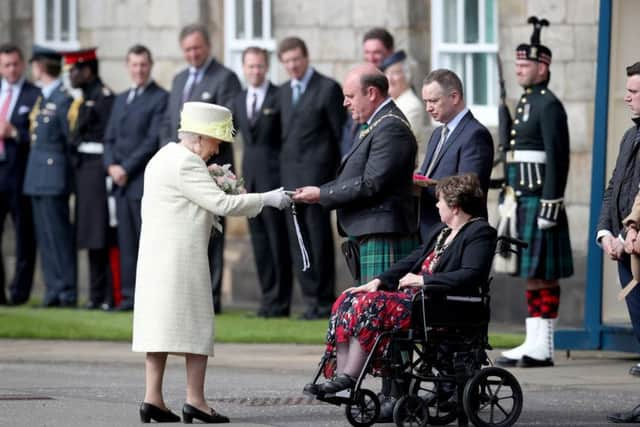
[262, 108, 276, 115]
[201, 91, 212, 100]
[18, 105, 31, 115]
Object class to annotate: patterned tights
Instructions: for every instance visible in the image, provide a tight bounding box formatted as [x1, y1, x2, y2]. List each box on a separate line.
[526, 287, 560, 319]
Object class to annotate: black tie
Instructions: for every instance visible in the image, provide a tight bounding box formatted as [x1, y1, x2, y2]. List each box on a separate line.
[249, 93, 258, 126]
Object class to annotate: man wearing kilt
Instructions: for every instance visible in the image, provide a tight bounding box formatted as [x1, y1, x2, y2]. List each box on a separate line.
[496, 17, 573, 368]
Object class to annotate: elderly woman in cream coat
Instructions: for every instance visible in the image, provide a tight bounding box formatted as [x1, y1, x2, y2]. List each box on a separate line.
[132, 102, 289, 424]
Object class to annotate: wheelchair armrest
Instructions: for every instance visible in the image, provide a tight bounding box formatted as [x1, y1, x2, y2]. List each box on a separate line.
[421, 284, 451, 294]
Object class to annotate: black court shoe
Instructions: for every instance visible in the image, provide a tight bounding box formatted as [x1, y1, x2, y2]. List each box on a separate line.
[319, 373, 356, 394]
[139, 402, 181, 423]
[182, 403, 230, 424]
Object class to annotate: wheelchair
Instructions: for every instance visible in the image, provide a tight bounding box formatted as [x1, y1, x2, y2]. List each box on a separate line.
[304, 235, 527, 427]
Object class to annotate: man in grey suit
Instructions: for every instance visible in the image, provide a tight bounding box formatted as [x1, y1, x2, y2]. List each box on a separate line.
[161, 23, 242, 313]
[278, 37, 346, 320]
[418, 69, 494, 239]
[104, 44, 168, 311]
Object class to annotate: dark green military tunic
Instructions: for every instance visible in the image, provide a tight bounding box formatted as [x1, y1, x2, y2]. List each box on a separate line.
[506, 82, 573, 280]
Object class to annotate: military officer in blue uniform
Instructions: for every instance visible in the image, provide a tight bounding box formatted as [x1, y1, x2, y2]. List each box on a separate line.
[23, 46, 76, 307]
[64, 48, 116, 310]
[496, 17, 573, 368]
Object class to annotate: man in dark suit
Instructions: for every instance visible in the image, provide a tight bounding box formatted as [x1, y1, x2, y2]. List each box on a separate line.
[418, 69, 494, 237]
[65, 48, 116, 311]
[0, 44, 38, 305]
[161, 23, 242, 314]
[23, 45, 76, 307]
[233, 47, 292, 318]
[104, 44, 168, 311]
[277, 36, 346, 320]
[599, 62, 640, 394]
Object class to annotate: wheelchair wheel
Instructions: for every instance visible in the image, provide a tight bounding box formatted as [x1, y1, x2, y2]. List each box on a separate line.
[462, 367, 523, 427]
[408, 374, 458, 425]
[393, 395, 429, 427]
[345, 388, 380, 427]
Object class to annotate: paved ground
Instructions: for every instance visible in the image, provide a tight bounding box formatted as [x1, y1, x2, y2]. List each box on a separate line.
[1, 340, 640, 426]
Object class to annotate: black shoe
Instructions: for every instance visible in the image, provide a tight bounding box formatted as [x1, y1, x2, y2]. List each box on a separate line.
[85, 301, 101, 310]
[139, 402, 181, 423]
[40, 299, 60, 308]
[303, 383, 320, 396]
[607, 404, 640, 423]
[319, 374, 355, 394]
[182, 403, 229, 424]
[518, 355, 554, 368]
[59, 300, 77, 308]
[630, 363, 640, 377]
[494, 356, 519, 367]
[298, 308, 320, 320]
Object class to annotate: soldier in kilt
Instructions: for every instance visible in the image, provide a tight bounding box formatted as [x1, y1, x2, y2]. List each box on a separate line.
[496, 17, 573, 368]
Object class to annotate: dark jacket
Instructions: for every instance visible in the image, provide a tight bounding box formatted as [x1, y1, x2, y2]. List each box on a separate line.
[319, 101, 418, 237]
[104, 81, 168, 199]
[377, 219, 497, 296]
[23, 83, 73, 196]
[0, 79, 40, 192]
[161, 58, 241, 170]
[69, 78, 114, 149]
[279, 69, 345, 188]
[233, 83, 282, 192]
[419, 110, 494, 231]
[598, 124, 639, 237]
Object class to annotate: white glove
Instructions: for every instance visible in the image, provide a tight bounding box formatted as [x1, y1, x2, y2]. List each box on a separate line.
[537, 217, 556, 230]
[261, 187, 291, 210]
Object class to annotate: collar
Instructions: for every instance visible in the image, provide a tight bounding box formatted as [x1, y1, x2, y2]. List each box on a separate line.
[291, 67, 314, 91]
[131, 78, 153, 94]
[42, 79, 62, 100]
[523, 81, 548, 94]
[189, 57, 213, 77]
[366, 97, 393, 125]
[247, 79, 269, 96]
[1, 77, 24, 92]
[444, 107, 469, 134]
[633, 117, 640, 128]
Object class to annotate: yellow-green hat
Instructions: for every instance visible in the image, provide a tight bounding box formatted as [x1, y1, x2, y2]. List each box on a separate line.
[178, 102, 235, 143]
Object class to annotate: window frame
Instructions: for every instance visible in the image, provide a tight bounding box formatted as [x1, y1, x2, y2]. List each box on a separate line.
[224, 0, 278, 85]
[431, 0, 499, 126]
[34, 0, 79, 50]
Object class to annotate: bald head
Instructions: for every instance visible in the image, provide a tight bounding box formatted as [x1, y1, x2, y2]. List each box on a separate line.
[343, 63, 389, 123]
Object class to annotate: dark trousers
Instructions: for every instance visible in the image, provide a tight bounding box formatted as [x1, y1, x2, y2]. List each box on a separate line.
[0, 190, 36, 304]
[208, 218, 225, 313]
[285, 203, 335, 312]
[31, 195, 76, 304]
[116, 195, 141, 305]
[248, 206, 292, 315]
[618, 255, 640, 344]
[87, 247, 110, 304]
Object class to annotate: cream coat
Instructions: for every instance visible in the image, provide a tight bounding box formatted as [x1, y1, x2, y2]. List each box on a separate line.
[132, 143, 263, 355]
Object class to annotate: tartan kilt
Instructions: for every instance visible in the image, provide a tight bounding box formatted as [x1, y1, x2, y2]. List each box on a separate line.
[358, 234, 420, 284]
[515, 195, 574, 280]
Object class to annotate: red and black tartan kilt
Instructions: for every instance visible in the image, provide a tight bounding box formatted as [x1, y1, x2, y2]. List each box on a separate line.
[515, 195, 574, 280]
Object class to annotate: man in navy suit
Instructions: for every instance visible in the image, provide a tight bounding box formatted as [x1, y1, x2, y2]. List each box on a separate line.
[161, 23, 242, 314]
[418, 69, 494, 240]
[23, 45, 76, 307]
[0, 44, 39, 305]
[104, 44, 168, 311]
[278, 37, 346, 320]
[233, 47, 292, 317]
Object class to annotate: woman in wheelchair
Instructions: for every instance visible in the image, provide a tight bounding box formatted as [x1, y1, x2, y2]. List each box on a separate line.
[305, 173, 496, 395]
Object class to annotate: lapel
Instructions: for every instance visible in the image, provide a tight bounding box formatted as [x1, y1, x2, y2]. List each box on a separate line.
[426, 110, 473, 175]
[8, 83, 26, 124]
[189, 60, 217, 103]
[340, 101, 395, 168]
[254, 83, 276, 126]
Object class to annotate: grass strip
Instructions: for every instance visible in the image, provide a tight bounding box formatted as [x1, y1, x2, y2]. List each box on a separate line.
[0, 305, 523, 347]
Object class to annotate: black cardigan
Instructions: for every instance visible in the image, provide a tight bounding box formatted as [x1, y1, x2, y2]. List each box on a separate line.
[377, 219, 497, 296]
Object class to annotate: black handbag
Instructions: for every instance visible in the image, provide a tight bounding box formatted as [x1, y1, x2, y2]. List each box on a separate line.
[340, 239, 360, 282]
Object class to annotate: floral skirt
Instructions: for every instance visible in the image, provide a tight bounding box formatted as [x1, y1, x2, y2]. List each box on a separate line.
[323, 287, 420, 378]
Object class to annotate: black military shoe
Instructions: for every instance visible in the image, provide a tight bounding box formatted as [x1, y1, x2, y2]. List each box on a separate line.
[494, 356, 519, 367]
[517, 355, 554, 368]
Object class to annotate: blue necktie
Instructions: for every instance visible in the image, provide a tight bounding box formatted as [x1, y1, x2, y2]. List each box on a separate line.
[292, 82, 301, 106]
